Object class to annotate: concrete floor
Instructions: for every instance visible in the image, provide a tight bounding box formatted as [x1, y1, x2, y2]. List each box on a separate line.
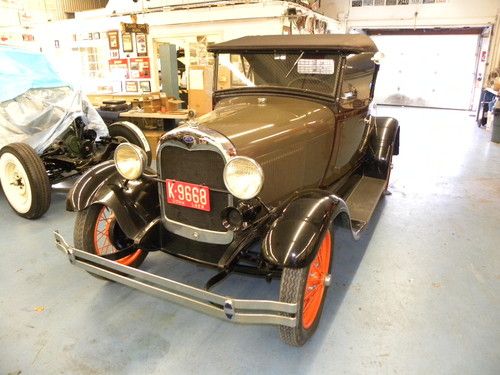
[0, 106, 499, 374]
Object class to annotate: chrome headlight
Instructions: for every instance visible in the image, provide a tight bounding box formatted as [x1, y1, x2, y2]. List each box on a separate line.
[223, 156, 264, 200]
[114, 143, 147, 180]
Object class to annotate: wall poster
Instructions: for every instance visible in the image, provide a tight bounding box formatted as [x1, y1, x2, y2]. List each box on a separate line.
[107, 30, 120, 50]
[122, 32, 133, 53]
[139, 81, 151, 92]
[136, 33, 148, 56]
[129, 57, 151, 79]
[125, 81, 139, 92]
[109, 58, 129, 79]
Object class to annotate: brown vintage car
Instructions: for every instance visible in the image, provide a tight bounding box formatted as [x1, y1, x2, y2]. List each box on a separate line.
[54, 34, 399, 346]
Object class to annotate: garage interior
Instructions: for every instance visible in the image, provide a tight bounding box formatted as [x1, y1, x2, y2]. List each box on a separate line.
[0, 0, 499, 374]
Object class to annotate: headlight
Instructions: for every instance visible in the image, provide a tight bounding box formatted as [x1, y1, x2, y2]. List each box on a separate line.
[223, 156, 264, 200]
[114, 143, 147, 180]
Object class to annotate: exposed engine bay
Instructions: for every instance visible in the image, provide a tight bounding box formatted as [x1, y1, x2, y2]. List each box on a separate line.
[41, 116, 118, 182]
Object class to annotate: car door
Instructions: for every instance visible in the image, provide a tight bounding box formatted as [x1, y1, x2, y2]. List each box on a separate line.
[322, 53, 376, 186]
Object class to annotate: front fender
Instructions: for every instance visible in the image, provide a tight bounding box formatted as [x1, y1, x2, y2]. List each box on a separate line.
[67, 160, 160, 242]
[262, 191, 348, 268]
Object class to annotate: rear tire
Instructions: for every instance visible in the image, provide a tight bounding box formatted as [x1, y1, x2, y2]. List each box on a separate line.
[0, 143, 51, 219]
[108, 121, 151, 165]
[279, 230, 333, 346]
[74, 204, 147, 271]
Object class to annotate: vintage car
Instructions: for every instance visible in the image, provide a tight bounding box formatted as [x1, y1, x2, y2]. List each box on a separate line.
[54, 34, 399, 346]
[0, 46, 150, 219]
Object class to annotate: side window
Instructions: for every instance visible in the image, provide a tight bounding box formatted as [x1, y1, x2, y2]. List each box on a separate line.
[340, 53, 375, 109]
[217, 54, 254, 90]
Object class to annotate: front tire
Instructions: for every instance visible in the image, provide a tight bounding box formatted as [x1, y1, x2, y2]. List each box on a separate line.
[279, 230, 333, 346]
[0, 143, 51, 219]
[74, 204, 147, 269]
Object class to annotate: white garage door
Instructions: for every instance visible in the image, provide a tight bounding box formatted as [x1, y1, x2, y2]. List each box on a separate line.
[371, 34, 480, 110]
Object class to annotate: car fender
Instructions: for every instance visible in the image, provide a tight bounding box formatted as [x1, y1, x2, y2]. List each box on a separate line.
[262, 191, 348, 268]
[109, 121, 152, 162]
[370, 116, 400, 161]
[66, 160, 159, 242]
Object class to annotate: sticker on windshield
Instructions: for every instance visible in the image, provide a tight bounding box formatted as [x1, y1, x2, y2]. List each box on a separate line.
[297, 59, 335, 74]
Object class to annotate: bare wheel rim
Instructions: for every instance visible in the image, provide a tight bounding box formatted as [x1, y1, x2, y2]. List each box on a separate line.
[302, 231, 332, 329]
[0, 152, 32, 214]
[93, 206, 143, 266]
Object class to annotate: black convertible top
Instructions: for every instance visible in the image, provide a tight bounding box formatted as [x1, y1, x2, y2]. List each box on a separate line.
[208, 34, 377, 54]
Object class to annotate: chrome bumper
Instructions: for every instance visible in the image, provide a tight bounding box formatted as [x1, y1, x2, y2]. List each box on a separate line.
[54, 231, 297, 327]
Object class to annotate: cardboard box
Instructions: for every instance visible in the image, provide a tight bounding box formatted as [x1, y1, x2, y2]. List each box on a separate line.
[167, 99, 183, 112]
[188, 90, 212, 116]
[143, 92, 162, 113]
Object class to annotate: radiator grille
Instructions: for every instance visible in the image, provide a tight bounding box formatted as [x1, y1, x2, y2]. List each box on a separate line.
[159, 145, 228, 232]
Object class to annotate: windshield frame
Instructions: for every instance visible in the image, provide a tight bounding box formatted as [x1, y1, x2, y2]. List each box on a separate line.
[212, 51, 343, 102]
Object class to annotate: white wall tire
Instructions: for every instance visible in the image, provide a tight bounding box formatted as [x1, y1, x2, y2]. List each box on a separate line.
[0, 143, 51, 219]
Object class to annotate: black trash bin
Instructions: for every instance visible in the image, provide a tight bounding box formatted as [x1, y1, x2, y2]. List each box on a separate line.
[492, 98, 500, 143]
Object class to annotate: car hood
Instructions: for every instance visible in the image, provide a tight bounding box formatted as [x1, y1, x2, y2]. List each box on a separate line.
[197, 95, 333, 159]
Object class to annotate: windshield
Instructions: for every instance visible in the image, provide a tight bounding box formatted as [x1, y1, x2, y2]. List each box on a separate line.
[216, 52, 338, 96]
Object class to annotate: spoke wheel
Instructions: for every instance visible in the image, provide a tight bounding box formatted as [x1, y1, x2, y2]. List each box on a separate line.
[74, 204, 147, 272]
[302, 231, 331, 329]
[279, 230, 333, 346]
[93, 206, 144, 266]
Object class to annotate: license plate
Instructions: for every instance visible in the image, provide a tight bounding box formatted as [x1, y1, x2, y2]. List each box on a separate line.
[165, 179, 211, 212]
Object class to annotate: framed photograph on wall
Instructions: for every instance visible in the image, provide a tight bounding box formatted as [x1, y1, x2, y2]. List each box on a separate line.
[139, 81, 151, 92]
[107, 30, 120, 50]
[136, 33, 148, 56]
[125, 81, 138, 92]
[122, 32, 133, 53]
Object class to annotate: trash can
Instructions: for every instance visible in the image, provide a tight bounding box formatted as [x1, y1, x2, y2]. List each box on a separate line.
[492, 98, 500, 143]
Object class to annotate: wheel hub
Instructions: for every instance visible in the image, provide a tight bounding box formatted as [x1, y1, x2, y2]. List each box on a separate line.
[7, 166, 26, 194]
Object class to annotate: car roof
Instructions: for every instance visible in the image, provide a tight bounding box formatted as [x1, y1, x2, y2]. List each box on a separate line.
[208, 34, 377, 54]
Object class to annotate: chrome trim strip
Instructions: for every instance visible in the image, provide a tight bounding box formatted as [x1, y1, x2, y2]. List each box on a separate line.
[54, 231, 297, 327]
[157, 124, 237, 245]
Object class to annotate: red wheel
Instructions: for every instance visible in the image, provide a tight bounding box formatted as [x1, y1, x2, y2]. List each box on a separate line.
[92, 206, 144, 266]
[279, 230, 333, 346]
[74, 204, 147, 270]
[302, 231, 332, 329]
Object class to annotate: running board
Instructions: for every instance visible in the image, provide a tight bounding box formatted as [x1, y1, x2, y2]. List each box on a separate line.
[345, 176, 386, 233]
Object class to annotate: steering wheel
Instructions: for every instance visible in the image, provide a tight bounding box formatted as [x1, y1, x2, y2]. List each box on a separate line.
[287, 77, 333, 92]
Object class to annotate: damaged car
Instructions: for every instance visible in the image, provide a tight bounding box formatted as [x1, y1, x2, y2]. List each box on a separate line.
[0, 47, 150, 219]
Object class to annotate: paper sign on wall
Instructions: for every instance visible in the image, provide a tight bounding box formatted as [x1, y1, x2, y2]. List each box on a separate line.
[129, 57, 151, 79]
[189, 69, 204, 90]
[109, 59, 129, 79]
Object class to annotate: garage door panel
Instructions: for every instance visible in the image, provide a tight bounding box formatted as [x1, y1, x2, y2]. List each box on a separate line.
[372, 34, 479, 110]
